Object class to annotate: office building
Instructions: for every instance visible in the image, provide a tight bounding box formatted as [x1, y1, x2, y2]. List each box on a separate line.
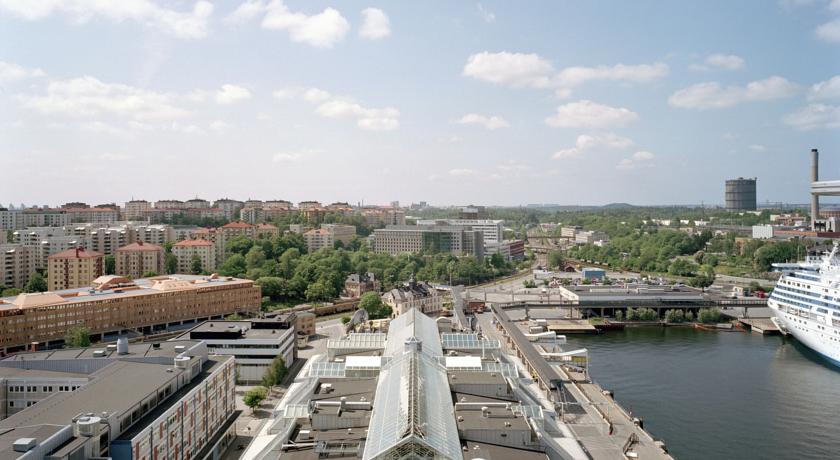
[176, 316, 297, 383]
[0, 274, 261, 353]
[416, 219, 504, 244]
[372, 225, 484, 260]
[115, 242, 165, 279]
[172, 239, 216, 273]
[485, 239, 526, 262]
[47, 247, 104, 291]
[0, 244, 37, 290]
[0, 340, 237, 460]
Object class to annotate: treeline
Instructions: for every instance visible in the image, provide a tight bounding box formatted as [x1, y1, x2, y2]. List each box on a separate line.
[214, 233, 523, 306]
[567, 229, 713, 273]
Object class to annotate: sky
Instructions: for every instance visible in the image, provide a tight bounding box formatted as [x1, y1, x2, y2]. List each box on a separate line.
[1, 0, 839, 208]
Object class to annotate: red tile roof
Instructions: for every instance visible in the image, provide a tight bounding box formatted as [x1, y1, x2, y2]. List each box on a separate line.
[116, 242, 164, 252]
[48, 248, 104, 259]
[221, 221, 254, 229]
[173, 239, 213, 247]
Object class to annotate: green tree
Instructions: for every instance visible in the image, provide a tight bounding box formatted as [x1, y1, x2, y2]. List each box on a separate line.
[164, 241, 174, 253]
[218, 254, 247, 277]
[104, 255, 116, 275]
[261, 356, 288, 390]
[255, 276, 285, 300]
[23, 273, 48, 293]
[359, 291, 391, 319]
[226, 236, 253, 256]
[547, 251, 565, 269]
[668, 259, 697, 277]
[243, 386, 268, 413]
[341, 315, 351, 324]
[226, 313, 242, 320]
[245, 246, 266, 270]
[142, 271, 159, 278]
[305, 279, 335, 301]
[615, 310, 624, 321]
[190, 255, 203, 275]
[1, 288, 22, 297]
[165, 253, 178, 274]
[64, 326, 91, 348]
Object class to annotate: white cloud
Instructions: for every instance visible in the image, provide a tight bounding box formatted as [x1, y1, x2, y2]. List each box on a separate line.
[749, 144, 767, 152]
[553, 62, 669, 88]
[552, 133, 633, 159]
[463, 51, 668, 96]
[691, 53, 745, 71]
[496, 159, 530, 172]
[227, 0, 349, 47]
[463, 51, 554, 88]
[359, 8, 390, 39]
[816, 18, 840, 42]
[302, 87, 331, 102]
[272, 150, 318, 163]
[0, 60, 46, 82]
[448, 168, 478, 177]
[455, 113, 510, 130]
[274, 86, 400, 131]
[545, 100, 639, 129]
[315, 99, 400, 131]
[98, 153, 132, 161]
[668, 76, 798, 109]
[783, 104, 840, 130]
[19, 76, 190, 121]
[617, 151, 656, 170]
[476, 3, 495, 23]
[809, 75, 840, 99]
[0, 0, 214, 39]
[215, 84, 251, 104]
[209, 120, 232, 132]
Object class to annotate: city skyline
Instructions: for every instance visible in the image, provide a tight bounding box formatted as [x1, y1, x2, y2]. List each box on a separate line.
[1, 0, 839, 206]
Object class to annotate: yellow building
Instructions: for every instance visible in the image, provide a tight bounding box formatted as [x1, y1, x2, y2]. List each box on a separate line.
[115, 241, 165, 278]
[172, 239, 215, 273]
[47, 247, 104, 291]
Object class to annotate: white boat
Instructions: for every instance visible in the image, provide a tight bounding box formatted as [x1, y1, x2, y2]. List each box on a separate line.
[769, 245, 840, 366]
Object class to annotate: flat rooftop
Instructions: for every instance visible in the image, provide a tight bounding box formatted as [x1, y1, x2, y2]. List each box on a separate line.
[462, 441, 548, 460]
[1, 340, 201, 363]
[176, 320, 293, 340]
[0, 274, 255, 311]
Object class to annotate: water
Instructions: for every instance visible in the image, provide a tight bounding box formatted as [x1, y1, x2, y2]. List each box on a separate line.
[565, 327, 840, 460]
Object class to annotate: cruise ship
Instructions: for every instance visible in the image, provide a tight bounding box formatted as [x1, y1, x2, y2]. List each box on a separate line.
[769, 245, 840, 366]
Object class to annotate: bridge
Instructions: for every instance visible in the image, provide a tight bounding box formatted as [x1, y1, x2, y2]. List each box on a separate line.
[489, 298, 767, 318]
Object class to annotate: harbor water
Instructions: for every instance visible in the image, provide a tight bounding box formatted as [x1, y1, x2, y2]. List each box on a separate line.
[565, 327, 840, 460]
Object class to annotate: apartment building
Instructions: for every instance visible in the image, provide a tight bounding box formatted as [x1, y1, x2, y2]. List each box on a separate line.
[303, 224, 356, 252]
[154, 199, 184, 209]
[362, 207, 406, 226]
[372, 224, 484, 260]
[47, 247, 104, 291]
[0, 340, 237, 460]
[86, 226, 129, 255]
[172, 239, 216, 273]
[416, 219, 504, 244]
[123, 200, 152, 220]
[184, 198, 211, 209]
[115, 242, 165, 279]
[0, 244, 37, 289]
[12, 227, 81, 270]
[0, 208, 71, 230]
[133, 224, 173, 245]
[0, 274, 261, 353]
[255, 223, 280, 239]
[212, 198, 244, 221]
[65, 207, 120, 224]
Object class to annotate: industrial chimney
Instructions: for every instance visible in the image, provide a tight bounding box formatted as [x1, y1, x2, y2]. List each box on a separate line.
[811, 148, 820, 229]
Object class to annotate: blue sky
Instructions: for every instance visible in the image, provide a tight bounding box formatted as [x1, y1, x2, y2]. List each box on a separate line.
[1, 0, 839, 207]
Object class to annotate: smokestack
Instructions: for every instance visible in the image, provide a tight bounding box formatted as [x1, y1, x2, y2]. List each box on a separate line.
[812, 148, 820, 229]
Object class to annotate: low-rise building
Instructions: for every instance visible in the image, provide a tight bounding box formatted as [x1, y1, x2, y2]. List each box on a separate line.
[176, 317, 296, 383]
[484, 239, 526, 262]
[382, 278, 443, 316]
[172, 239, 215, 273]
[575, 230, 609, 245]
[115, 241, 165, 278]
[47, 247, 104, 291]
[345, 272, 380, 298]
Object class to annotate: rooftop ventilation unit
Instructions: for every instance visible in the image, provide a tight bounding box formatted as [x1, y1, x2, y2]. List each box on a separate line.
[116, 337, 129, 355]
[12, 438, 36, 453]
[93, 350, 106, 358]
[75, 416, 101, 437]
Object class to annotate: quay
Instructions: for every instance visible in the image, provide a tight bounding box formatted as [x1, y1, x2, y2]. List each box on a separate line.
[486, 304, 674, 460]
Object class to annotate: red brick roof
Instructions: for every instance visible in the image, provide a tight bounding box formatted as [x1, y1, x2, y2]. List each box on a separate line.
[221, 221, 253, 229]
[48, 248, 104, 259]
[116, 242, 164, 252]
[173, 239, 213, 247]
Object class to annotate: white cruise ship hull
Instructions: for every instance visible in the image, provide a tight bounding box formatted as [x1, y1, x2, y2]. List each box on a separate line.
[769, 298, 840, 367]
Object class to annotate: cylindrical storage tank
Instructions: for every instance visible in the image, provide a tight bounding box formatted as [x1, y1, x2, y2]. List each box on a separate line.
[725, 178, 757, 211]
